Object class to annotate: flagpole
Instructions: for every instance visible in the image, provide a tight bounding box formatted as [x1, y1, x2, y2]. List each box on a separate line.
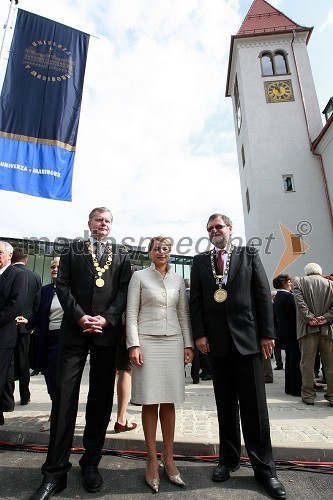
[0, 0, 18, 69]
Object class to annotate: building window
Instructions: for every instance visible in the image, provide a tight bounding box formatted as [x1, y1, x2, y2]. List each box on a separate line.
[274, 51, 288, 74]
[241, 144, 245, 167]
[282, 174, 295, 192]
[261, 52, 274, 76]
[291, 234, 305, 254]
[246, 188, 250, 213]
[260, 50, 289, 76]
[234, 76, 242, 133]
[323, 97, 333, 122]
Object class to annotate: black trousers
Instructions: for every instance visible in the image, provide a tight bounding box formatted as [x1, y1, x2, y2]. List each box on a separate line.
[14, 333, 31, 404]
[209, 342, 276, 479]
[1, 356, 15, 410]
[191, 347, 212, 380]
[44, 329, 60, 401]
[42, 340, 117, 482]
[284, 334, 302, 397]
[0, 348, 14, 408]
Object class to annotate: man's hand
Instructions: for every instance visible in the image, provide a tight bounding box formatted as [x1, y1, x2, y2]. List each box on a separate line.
[260, 338, 275, 359]
[195, 336, 210, 354]
[78, 315, 108, 333]
[15, 316, 28, 325]
[129, 346, 144, 365]
[309, 316, 328, 326]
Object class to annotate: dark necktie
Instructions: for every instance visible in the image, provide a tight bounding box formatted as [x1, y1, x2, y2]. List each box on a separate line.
[218, 249, 224, 275]
[94, 242, 103, 261]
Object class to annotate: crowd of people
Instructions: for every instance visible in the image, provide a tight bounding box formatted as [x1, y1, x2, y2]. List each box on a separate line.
[1, 207, 333, 500]
[272, 268, 333, 407]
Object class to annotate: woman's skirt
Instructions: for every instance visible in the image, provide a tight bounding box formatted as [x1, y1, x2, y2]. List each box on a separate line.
[131, 334, 185, 405]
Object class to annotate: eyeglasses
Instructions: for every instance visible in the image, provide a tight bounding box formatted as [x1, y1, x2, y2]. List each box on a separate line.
[207, 224, 229, 232]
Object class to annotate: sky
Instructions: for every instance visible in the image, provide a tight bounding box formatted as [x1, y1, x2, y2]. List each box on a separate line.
[0, 0, 332, 255]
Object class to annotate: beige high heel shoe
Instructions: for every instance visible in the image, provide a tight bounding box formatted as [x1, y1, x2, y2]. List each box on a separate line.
[160, 456, 186, 487]
[145, 477, 160, 493]
[145, 462, 160, 493]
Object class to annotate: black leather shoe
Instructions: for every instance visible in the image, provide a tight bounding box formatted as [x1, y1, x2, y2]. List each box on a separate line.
[0, 411, 4, 426]
[274, 366, 283, 370]
[20, 398, 31, 406]
[81, 465, 103, 492]
[201, 374, 212, 381]
[28, 479, 67, 500]
[255, 476, 286, 499]
[212, 463, 239, 482]
[192, 378, 199, 384]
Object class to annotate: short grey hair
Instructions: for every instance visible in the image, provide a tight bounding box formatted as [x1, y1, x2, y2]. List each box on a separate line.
[0, 241, 14, 254]
[88, 207, 113, 222]
[304, 263, 322, 276]
[51, 256, 60, 266]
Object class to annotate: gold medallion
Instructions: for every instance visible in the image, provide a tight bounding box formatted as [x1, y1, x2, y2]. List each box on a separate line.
[86, 241, 113, 289]
[214, 289, 227, 303]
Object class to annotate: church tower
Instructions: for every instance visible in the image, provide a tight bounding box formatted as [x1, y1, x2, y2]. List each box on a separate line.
[226, 0, 333, 280]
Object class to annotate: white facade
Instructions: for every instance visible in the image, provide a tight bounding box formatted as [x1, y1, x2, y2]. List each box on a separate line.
[227, 29, 333, 281]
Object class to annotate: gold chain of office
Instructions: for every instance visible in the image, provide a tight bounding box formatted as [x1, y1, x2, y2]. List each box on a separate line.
[210, 245, 234, 302]
[86, 241, 113, 288]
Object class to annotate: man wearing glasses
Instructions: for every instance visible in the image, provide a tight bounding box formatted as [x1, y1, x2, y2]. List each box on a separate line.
[189, 213, 286, 500]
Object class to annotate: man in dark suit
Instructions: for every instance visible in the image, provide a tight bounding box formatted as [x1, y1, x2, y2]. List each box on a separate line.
[2, 247, 41, 410]
[29, 207, 131, 500]
[190, 214, 286, 500]
[0, 241, 28, 426]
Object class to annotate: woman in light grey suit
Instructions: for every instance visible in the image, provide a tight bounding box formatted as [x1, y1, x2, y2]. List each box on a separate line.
[126, 236, 193, 493]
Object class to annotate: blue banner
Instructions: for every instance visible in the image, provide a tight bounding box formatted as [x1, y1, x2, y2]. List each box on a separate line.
[0, 9, 90, 201]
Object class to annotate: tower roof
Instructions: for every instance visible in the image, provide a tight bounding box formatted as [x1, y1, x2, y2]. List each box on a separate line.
[225, 0, 313, 97]
[237, 0, 305, 35]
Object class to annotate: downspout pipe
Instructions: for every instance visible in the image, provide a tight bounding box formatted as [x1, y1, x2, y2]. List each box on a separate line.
[290, 30, 333, 231]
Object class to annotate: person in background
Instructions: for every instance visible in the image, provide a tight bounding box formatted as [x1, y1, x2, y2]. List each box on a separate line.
[113, 265, 138, 434]
[293, 263, 333, 407]
[272, 274, 301, 397]
[2, 247, 41, 411]
[16, 257, 63, 431]
[0, 242, 28, 426]
[126, 236, 193, 493]
[271, 291, 284, 371]
[185, 279, 212, 384]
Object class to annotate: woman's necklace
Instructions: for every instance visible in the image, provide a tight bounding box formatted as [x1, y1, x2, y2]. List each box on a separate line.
[156, 267, 168, 279]
[86, 241, 113, 288]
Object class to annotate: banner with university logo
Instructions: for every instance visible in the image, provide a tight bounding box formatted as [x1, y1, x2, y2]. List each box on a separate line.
[0, 9, 90, 201]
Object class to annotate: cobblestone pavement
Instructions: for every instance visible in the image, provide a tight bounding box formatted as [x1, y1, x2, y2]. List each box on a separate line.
[1, 362, 333, 462]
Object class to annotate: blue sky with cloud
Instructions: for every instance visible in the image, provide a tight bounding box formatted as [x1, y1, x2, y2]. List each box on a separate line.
[0, 0, 332, 254]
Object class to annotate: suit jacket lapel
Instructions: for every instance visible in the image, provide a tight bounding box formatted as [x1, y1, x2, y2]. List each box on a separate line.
[226, 248, 243, 288]
[82, 241, 95, 273]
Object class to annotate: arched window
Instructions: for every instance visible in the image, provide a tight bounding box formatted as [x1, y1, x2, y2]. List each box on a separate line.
[261, 53, 274, 76]
[260, 50, 289, 76]
[274, 51, 288, 74]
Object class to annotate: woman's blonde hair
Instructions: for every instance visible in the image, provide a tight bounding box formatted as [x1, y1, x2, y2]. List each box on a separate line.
[148, 236, 172, 253]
